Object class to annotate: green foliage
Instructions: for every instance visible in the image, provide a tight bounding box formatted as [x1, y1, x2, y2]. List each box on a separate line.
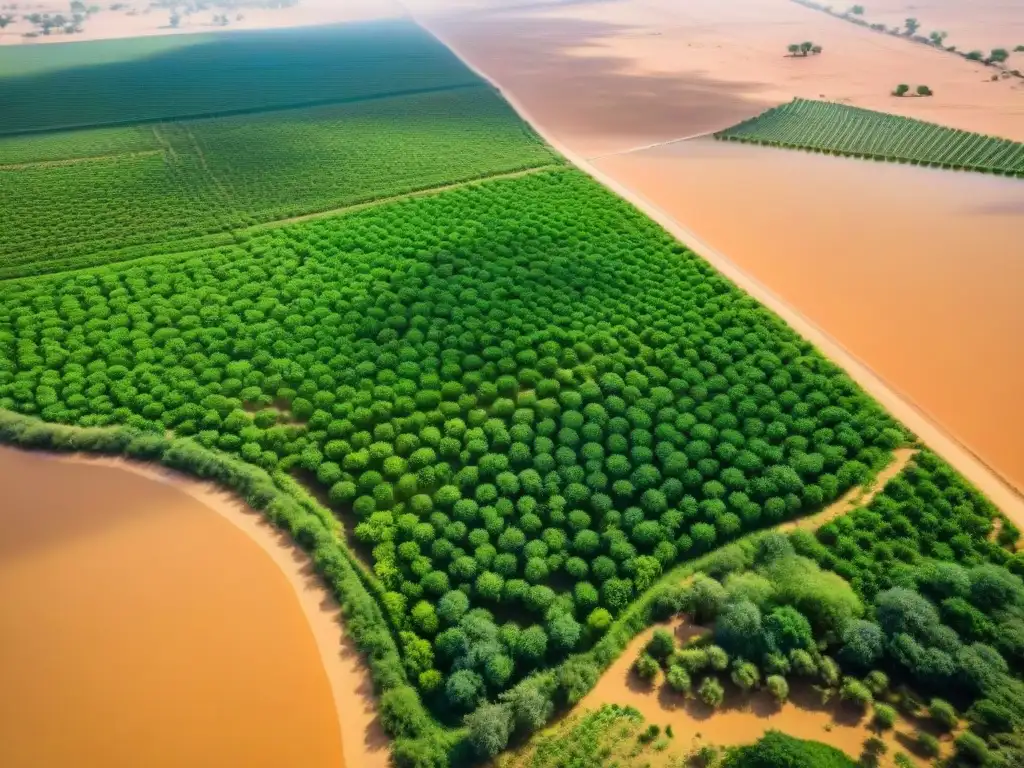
[465, 701, 513, 759]
[840, 678, 873, 710]
[634, 652, 660, 681]
[717, 98, 1024, 177]
[666, 664, 692, 693]
[0, 21, 477, 133]
[766, 674, 789, 703]
[646, 628, 675, 660]
[698, 676, 725, 708]
[721, 730, 858, 768]
[872, 703, 897, 730]
[915, 731, 940, 757]
[928, 697, 959, 731]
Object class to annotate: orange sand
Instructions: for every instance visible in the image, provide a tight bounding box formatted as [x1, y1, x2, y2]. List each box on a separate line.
[595, 140, 1024, 499]
[407, 0, 1024, 155]
[0, 446, 388, 768]
[0, 0, 403, 46]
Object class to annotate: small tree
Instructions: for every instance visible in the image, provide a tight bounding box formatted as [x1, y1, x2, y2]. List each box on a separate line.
[800, 41, 814, 56]
[788, 43, 801, 56]
[988, 48, 1010, 65]
[873, 703, 897, 731]
[0, 13, 14, 29]
[169, 11, 179, 27]
[731, 660, 761, 692]
[864, 670, 888, 696]
[904, 17, 919, 36]
[966, 50, 984, 61]
[928, 698, 958, 731]
[1015, 45, 1024, 53]
[929, 30, 947, 46]
[646, 628, 675, 660]
[666, 664, 692, 693]
[811, 45, 823, 55]
[893, 83, 910, 96]
[840, 678, 873, 711]
[698, 676, 725, 708]
[916, 84, 933, 96]
[766, 674, 789, 703]
[850, 5, 865, 15]
[954, 732, 989, 764]
[634, 652, 660, 682]
[916, 731, 940, 757]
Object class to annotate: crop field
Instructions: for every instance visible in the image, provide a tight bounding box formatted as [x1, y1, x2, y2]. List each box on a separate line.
[0, 167, 912, 754]
[716, 99, 1024, 176]
[0, 21, 478, 135]
[0, 87, 556, 280]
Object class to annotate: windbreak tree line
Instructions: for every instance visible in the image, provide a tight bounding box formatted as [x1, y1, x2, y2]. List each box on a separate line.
[0, 169, 905, 755]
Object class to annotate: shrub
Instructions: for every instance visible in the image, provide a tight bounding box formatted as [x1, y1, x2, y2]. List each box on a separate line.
[766, 674, 789, 703]
[872, 703, 897, 730]
[954, 731, 989, 764]
[647, 628, 676, 659]
[840, 678, 873, 710]
[666, 664, 692, 693]
[915, 731, 940, 757]
[465, 702, 514, 759]
[928, 698, 958, 731]
[634, 653, 660, 682]
[698, 676, 725, 708]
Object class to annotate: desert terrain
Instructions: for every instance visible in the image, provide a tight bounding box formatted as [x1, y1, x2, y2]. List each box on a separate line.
[0, 446, 387, 768]
[859, 0, 1024, 56]
[0, 0, 403, 45]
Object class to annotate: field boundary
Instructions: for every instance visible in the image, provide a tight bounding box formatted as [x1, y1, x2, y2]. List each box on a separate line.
[0, 148, 163, 170]
[0, 81, 486, 138]
[408, 14, 1024, 524]
[0, 163, 563, 283]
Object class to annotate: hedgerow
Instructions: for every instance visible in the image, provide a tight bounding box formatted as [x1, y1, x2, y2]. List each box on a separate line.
[716, 98, 1024, 177]
[0, 167, 907, 756]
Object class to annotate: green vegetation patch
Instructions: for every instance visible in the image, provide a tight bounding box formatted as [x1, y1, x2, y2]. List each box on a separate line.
[0, 87, 556, 280]
[717, 98, 1024, 177]
[0, 168, 906, 745]
[722, 730, 857, 768]
[0, 21, 478, 134]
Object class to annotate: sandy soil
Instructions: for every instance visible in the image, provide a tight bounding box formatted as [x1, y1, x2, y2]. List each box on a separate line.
[578, 616, 942, 766]
[0, 0, 404, 46]
[595, 140, 1024, 503]
[409, 0, 1024, 529]
[407, 0, 1024, 156]
[857, 0, 1024, 56]
[0, 445, 388, 768]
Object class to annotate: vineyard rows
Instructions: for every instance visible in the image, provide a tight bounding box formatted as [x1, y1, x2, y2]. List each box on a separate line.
[717, 99, 1024, 177]
[0, 87, 557, 279]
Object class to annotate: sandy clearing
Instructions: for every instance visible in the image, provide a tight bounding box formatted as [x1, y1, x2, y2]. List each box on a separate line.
[0, 0, 404, 46]
[406, 0, 1024, 157]
[578, 616, 939, 766]
[410, 7, 1024, 533]
[0, 446, 388, 768]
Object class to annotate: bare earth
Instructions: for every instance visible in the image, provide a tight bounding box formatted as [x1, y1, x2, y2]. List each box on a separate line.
[0, 446, 387, 768]
[408, 0, 1024, 525]
[0, 0, 404, 46]
[407, 0, 1024, 157]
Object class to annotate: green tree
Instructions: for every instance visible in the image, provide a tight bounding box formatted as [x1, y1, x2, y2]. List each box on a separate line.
[928, 698, 958, 731]
[893, 83, 910, 96]
[465, 702, 514, 758]
[916, 85, 933, 96]
[988, 48, 1010, 64]
[698, 676, 725, 708]
[840, 678, 873, 710]
[872, 703, 897, 730]
[904, 17, 919, 35]
[766, 674, 789, 703]
[634, 652, 660, 681]
[667, 664, 692, 693]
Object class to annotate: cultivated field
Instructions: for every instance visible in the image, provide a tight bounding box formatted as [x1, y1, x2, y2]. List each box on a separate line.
[4, 6, 1024, 768]
[717, 99, 1024, 176]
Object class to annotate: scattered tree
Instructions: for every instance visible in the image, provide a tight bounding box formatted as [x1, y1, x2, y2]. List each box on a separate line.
[916, 84, 933, 96]
[766, 674, 789, 703]
[904, 17, 919, 36]
[698, 676, 725, 708]
[928, 698, 958, 731]
[988, 48, 1010, 65]
[873, 703, 897, 730]
[893, 83, 910, 96]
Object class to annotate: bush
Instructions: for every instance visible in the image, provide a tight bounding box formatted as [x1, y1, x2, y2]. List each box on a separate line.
[647, 628, 676, 659]
[766, 674, 789, 703]
[721, 730, 858, 768]
[954, 731, 989, 764]
[698, 676, 725, 708]
[928, 698, 958, 731]
[840, 678, 873, 710]
[464, 702, 514, 758]
[915, 731, 940, 757]
[634, 652, 660, 682]
[666, 664, 692, 693]
[872, 703, 897, 730]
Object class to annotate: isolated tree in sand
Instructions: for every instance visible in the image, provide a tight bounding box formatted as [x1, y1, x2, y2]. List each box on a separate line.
[850, 5, 865, 15]
[800, 41, 814, 55]
[0, 13, 13, 29]
[811, 44, 823, 55]
[929, 30, 947, 46]
[788, 43, 801, 56]
[893, 83, 910, 96]
[1016, 45, 1024, 53]
[916, 85, 933, 96]
[988, 48, 1010, 65]
[966, 50, 984, 61]
[904, 18, 920, 36]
